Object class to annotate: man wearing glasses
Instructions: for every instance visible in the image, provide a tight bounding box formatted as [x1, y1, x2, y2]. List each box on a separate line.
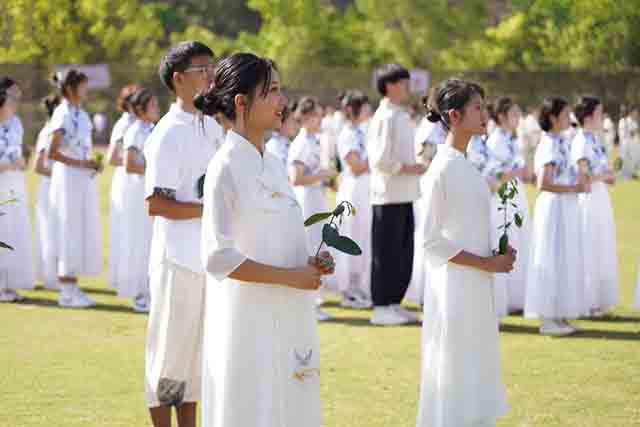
[143, 41, 224, 427]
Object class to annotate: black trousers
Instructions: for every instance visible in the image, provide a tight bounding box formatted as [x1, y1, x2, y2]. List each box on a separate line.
[370, 203, 414, 307]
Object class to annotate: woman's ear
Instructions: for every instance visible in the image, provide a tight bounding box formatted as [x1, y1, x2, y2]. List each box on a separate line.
[234, 94, 247, 113]
[449, 109, 461, 127]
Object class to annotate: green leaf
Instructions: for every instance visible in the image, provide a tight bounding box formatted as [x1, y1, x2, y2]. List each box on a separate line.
[0, 241, 14, 250]
[326, 234, 362, 256]
[196, 174, 206, 199]
[497, 183, 507, 199]
[305, 212, 333, 227]
[495, 172, 504, 181]
[514, 213, 523, 228]
[333, 204, 345, 216]
[498, 233, 509, 255]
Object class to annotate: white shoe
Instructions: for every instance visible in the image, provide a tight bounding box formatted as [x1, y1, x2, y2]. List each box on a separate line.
[0, 289, 17, 303]
[74, 287, 97, 307]
[133, 295, 150, 313]
[316, 307, 332, 322]
[58, 289, 93, 309]
[370, 306, 410, 326]
[340, 291, 372, 309]
[391, 304, 420, 323]
[540, 319, 575, 336]
[590, 308, 606, 318]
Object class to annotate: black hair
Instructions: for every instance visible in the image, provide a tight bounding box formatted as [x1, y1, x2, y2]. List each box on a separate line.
[42, 95, 62, 118]
[376, 64, 410, 96]
[129, 89, 155, 116]
[158, 41, 215, 92]
[118, 84, 142, 113]
[295, 96, 320, 120]
[0, 90, 6, 109]
[538, 97, 569, 132]
[0, 77, 17, 92]
[51, 69, 89, 99]
[341, 90, 369, 121]
[489, 97, 516, 125]
[627, 104, 639, 114]
[193, 53, 277, 122]
[424, 79, 485, 130]
[281, 99, 299, 124]
[574, 96, 601, 126]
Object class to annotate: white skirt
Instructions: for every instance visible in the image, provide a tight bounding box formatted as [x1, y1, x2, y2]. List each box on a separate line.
[334, 174, 371, 298]
[490, 179, 530, 316]
[579, 182, 619, 311]
[418, 264, 509, 427]
[36, 176, 57, 289]
[108, 166, 126, 289]
[116, 173, 152, 298]
[0, 171, 35, 290]
[202, 278, 322, 427]
[406, 199, 428, 306]
[49, 163, 103, 277]
[525, 192, 586, 319]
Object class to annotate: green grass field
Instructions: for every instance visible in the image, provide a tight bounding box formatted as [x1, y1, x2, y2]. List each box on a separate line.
[1, 166, 639, 427]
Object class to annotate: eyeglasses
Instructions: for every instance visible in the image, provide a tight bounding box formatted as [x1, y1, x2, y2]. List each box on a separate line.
[183, 64, 216, 76]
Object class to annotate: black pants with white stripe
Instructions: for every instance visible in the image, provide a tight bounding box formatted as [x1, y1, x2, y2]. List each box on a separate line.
[370, 203, 414, 307]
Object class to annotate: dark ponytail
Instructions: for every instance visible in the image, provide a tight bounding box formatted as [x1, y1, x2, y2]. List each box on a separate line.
[129, 88, 155, 116]
[42, 95, 62, 118]
[538, 97, 569, 132]
[51, 69, 88, 98]
[341, 90, 369, 121]
[574, 96, 601, 126]
[424, 78, 485, 130]
[194, 53, 277, 121]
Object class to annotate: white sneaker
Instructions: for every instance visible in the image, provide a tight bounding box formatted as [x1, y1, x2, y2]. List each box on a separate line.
[58, 289, 93, 309]
[340, 291, 372, 309]
[0, 289, 17, 303]
[391, 304, 420, 323]
[133, 295, 150, 313]
[540, 319, 575, 336]
[74, 287, 97, 307]
[370, 306, 410, 326]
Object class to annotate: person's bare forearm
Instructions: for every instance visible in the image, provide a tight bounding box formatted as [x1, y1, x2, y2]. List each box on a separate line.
[147, 195, 203, 220]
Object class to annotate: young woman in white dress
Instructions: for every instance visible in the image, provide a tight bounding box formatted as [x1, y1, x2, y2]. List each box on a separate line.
[265, 100, 300, 170]
[196, 52, 334, 427]
[117, 89, 160, 312]
[288, 96, 337, 321]
[33, 95, 61, 290]
[334, 90, 372, 309]
[571, 96, 619, 317]
[0, 77, 35, 303]
[107, 84, 140, 291]
[48, 70, 103, 308]
[525, 97, 590, 336]
[485, 97, 531, 317]
[418, 79, 515, 427]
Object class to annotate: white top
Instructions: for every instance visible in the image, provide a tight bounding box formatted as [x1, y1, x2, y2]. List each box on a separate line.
[110, 112, 136, 147]
[367, 98, 420, 204]
[48, 99, 93, 161]
[337, 122, 368, 179]
[35, 122, 54, 170]
[618, 116, 639, 144]
[144, 103, 224, 274]
[571, 130, 609, 176]
[466, 135, 493, 177]
[265, 132, 290, 169]
[0, 115, 24, 165]
[288, 128, 322, 186]
[414, 117, 446, 164]
[123, 119, 154, 165]
[534, 132, 576, 186]
[486, 127, 525, 178]
[202, 130, 308, 281]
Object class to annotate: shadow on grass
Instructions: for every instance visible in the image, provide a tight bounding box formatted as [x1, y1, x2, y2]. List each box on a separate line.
[580, 315, 640, 323]
[13, 296, 145, 315]
[323, 316, 422, 328]
[321, 300, 422, 312]
[33, 285, 117, 297]
[499, 322, 639, 341]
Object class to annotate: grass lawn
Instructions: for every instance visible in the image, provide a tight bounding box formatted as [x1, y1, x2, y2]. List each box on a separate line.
[1, 166, 639, 427]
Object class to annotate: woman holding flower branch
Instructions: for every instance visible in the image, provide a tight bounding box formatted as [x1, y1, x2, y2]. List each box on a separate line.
[48, 70, 103, 308]
[418, 79, 514, 427]
[198, 53, 333, 427]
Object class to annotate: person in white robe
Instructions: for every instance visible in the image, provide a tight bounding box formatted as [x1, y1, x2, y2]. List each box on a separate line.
[571, 96, 619, 317]
[517, 107, 542, 182]
[288, 96, 337, 321]
[618, 105, 640, 179]
[107, 84, 140, 291]
[197, 52, 334, 427]
[48, 70, 103, 308]
[485, 97, 531, 317]
[0, 78, 35, 303]
[418, 79, 514, 427]
[143, 42, 223, 427]
[117, 89, 160, 312]
[334, 90, 372, 309]
[33, 95, 61, 290]
[265, 100, 299, 171]
[525, 97, 590, 336]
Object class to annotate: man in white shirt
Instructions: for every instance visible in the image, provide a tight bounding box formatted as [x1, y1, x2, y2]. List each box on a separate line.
[143, 41, 224, 427]
[367, 64, 426, 326]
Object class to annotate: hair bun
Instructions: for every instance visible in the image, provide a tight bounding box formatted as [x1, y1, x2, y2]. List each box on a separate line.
[426, 109, 442, 123]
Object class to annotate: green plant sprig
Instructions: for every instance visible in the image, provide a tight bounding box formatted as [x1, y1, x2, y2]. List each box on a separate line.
[496, 178, 523, 255]
[304, 201, 362, 257]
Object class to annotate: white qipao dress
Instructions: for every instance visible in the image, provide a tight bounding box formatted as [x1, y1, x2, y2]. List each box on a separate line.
[265, 132, 290, 171]
[48, 100, 103, 277]
[35, 123, 57, 288]
[334, 123, 371, 299]
[418, 144, 508, 427]
[571, 130, 619, 312]
[406, 118, 446, 305]
[109, 112, 136, 289]
[486, 127, 531, 315]
[525, 133, 585, 319]
[0, 115, 35, 290]
[116, 120, 154, 299]
[202, 131, 322, 427]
